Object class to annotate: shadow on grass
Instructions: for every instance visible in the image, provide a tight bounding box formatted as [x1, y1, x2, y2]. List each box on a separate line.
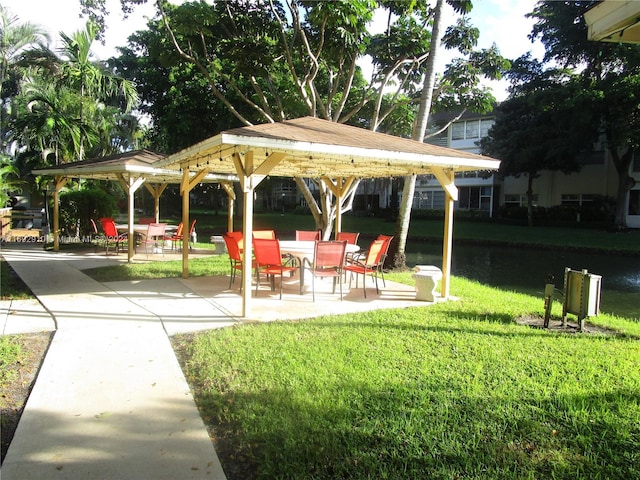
[195, 382, 640, 480]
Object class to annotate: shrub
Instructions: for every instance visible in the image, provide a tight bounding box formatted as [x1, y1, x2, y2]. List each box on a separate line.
[59, 188, 117, 236]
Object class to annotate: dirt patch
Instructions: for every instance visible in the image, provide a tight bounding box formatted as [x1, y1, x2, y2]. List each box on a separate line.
[1, 332, 52, 464]
[516, 314, 620, 335]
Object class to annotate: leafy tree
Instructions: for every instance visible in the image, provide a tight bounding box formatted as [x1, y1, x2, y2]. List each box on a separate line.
[481, 55, 596, 226]
[389, 0, 509, 268]
[59, 186, 117, 236]
[8, 21, 140, 166]
[56, 20, 139, 160]
[85, 0, 507, 247]
[108, 21, 247, 152]
[0, 5, 49, 101]
[528, 0, 640, 228]
[0, 155, 22, 207]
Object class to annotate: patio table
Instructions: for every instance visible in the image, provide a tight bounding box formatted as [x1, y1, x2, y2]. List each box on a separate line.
[278, 240, 359, 292]
[115, 224, 179, 253]
[115, 223, 178, 234]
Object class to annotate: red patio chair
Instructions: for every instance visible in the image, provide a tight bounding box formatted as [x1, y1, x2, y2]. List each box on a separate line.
[227, 231, 244, 251]
[376, 234, 394, 286]
[337, 231, 360, 264]
[252, 238, 298, 299]
[253, 229, 276, 239]
[296, 230, 321, 241]
[302, 240, 348, 301]
[140, 223, 167, 257]
[164, 222, 183, 251]
[222, 232, 254, 291]
[336, 231, 359, 245]
[343, 238, 386, 298]
[99, 218, 128, 255]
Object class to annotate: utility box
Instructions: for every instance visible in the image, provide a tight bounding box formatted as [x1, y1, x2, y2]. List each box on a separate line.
[562, 268, 602, 331]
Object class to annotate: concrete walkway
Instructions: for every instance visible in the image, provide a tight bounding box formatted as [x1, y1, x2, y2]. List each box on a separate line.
[1, 243, 432, 479]
[1, 245, 228, 479]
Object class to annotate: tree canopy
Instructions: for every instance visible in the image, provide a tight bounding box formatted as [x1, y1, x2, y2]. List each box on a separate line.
[488, 0, 640, 228]
[84, 0, 508, 247]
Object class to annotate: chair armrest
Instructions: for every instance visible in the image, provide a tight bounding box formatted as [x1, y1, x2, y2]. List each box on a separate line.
[282, 253, 298, 267]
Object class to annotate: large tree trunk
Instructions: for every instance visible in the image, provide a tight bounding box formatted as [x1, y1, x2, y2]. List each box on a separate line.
[526, 173, 535, 228]
[610, 147, 635, 229]
[388, 0, 446, 270]
[294, 177, 359, 239]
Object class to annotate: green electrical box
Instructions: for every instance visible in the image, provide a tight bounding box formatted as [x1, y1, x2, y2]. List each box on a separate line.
[562, 268, 602, 331]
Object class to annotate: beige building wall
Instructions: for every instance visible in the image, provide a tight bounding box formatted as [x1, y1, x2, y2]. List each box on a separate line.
[502, 154, 619, 207]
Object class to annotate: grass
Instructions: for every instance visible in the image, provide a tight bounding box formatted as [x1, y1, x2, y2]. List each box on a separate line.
[0, 337, 23, 387]
[5, 217, 640, 478]
[174, 275, 640, 479]
[82, 255, 229, 282]
[1, 259, 32, 300]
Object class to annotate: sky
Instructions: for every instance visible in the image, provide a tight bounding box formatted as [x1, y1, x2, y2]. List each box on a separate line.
[2, 0, 545, 101]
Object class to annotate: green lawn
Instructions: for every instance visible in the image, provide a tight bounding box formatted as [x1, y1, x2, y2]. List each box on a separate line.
[173, 274, 640, 480]
[23, 216, 640, 478]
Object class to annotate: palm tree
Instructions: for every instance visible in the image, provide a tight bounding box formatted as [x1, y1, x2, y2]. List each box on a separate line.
[11, 79, 93, 165]
[0, 5, 49, 100]
[0, 155, 23, 207]
[56, 20, 138, 161]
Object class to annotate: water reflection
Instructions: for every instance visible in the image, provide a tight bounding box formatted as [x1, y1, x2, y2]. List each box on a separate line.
[406, 242, 640, 320]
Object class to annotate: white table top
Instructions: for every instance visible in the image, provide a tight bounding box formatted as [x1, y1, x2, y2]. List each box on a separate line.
[279, 240, 359, 261]
[116, 223, 178, 233]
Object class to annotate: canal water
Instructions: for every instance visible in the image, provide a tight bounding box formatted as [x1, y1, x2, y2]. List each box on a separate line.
[405, 241, 640, 321]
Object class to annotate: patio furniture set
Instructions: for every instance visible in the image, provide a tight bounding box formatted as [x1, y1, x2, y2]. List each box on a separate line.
[92, 217, 195, 257]
[222, 230, 393, 301]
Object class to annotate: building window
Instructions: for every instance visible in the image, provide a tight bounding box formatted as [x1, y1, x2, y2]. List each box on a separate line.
[628, 190, 639, 215]
[450, 118, 493, 141]
[480, 119, 494, 137]
[561, 194, 595, 206]
[451, 123, 465, 140]
[413, 191, 445, 210]
[633, 151, 640, 172]
[457, 186, 493, 211]
[465, 121, 479, 139]
[504, 194, 538, 207]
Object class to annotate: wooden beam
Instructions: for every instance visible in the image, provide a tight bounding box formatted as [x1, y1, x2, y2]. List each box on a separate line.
[253, 151, 286, 176]
[117, 174, 146, 262]
[431, 167, 458, 201]
[181, 167, 210, 194]
[319, 177, 356, 237]
[144, 183, 168, 222]
[220, 181, 236, 232]
[52, 176, 68, 252]
[182, 168, 190, 278]
[234, 150, 287, 317]
[241, 181, 255, 318]
[442, 192, 454, 299]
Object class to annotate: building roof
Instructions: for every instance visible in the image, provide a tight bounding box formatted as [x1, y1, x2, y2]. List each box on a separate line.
[32, 149, 236, 183]
[156, 116, 500, 178]
[585, 0, 640, 44]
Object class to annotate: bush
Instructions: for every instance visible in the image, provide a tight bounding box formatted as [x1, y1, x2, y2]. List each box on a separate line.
[498, 197, 615, 226]
[59, 188, 117, 236]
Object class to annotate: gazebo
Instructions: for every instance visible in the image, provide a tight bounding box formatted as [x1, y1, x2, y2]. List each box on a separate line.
[155, 116, 500, 317]
[585, 0, 640, 44]
[33, 149, 237, 261]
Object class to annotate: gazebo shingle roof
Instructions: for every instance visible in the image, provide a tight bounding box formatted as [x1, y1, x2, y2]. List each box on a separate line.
[156, 116, 500, 178]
